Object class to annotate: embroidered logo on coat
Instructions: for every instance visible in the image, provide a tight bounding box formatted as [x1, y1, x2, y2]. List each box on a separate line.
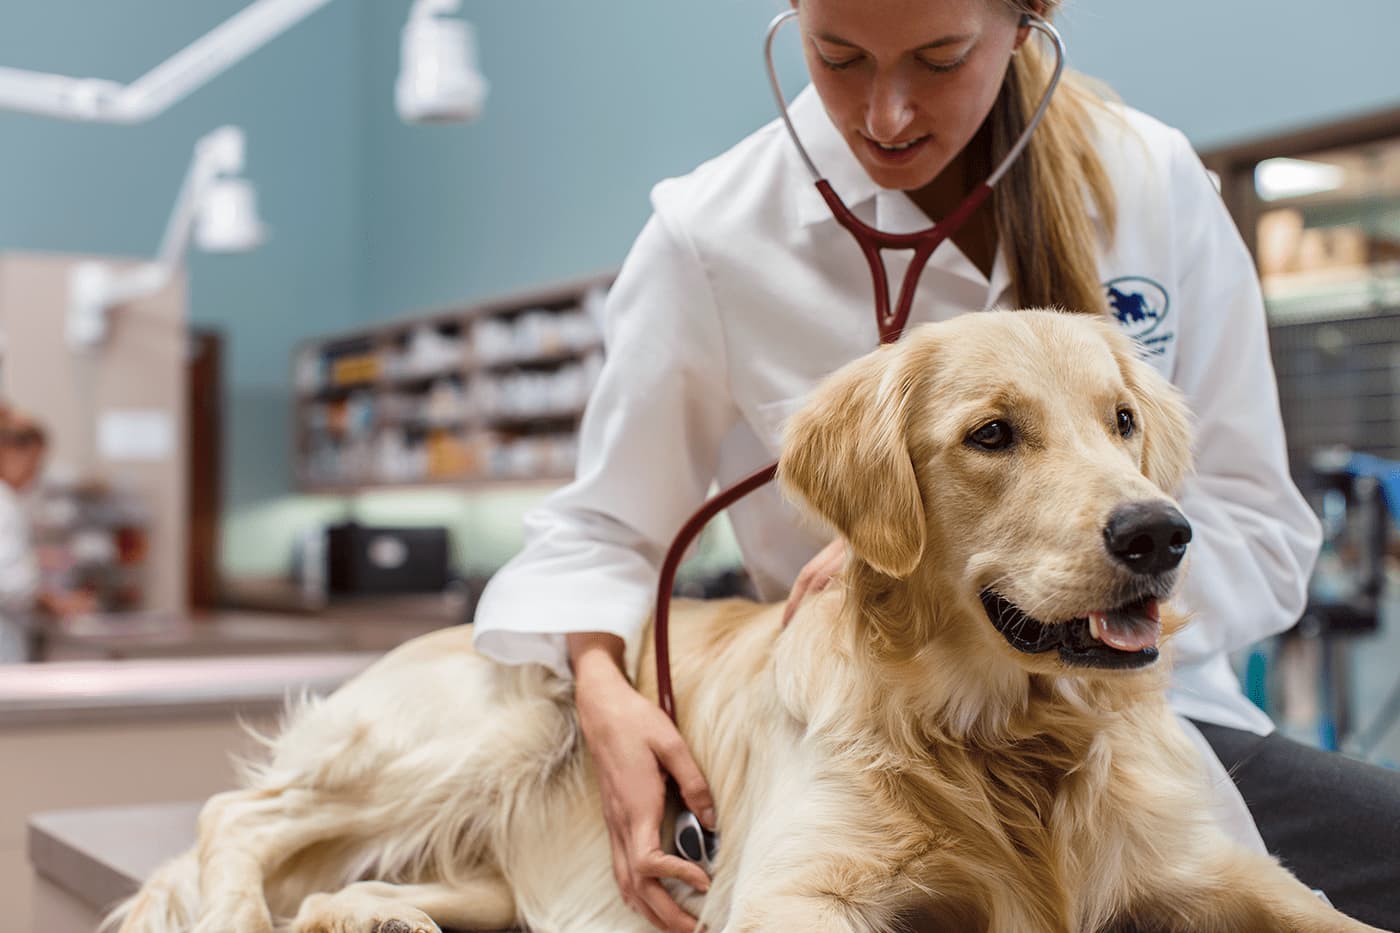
[1104, 276, 1174, 356]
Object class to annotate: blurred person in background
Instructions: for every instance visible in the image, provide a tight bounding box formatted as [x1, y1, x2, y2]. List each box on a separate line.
[0, 409, 89, 663]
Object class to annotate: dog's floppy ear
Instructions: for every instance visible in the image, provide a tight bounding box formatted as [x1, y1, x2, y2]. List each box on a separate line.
[1116, 345, 1193, 495]
[778, 341, 926, 578]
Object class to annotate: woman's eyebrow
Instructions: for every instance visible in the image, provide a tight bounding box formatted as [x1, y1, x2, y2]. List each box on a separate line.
[813, 31, 976, 51]
[915, 33, 976, 52]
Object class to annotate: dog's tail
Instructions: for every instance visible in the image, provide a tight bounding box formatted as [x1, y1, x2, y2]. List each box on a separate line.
[100, 848, 199, 933]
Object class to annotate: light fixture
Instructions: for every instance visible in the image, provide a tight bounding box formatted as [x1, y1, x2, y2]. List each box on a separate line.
[1255, 157, 1347, 202]
[0, 0, 486, 125]
[397, 0, 489, 124]
[67, 126, 265, 349]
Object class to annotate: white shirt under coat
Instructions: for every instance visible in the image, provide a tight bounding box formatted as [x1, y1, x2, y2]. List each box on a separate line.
[473, 87, 1321, 846]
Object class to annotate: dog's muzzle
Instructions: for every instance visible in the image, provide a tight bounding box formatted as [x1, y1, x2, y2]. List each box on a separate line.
[978, 590, 1164, 670]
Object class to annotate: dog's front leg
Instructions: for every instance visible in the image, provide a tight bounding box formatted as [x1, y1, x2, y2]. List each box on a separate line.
[190, 787, 358, 933]
[290, 877, 518, 933]
[1129, 844, 1386, 933]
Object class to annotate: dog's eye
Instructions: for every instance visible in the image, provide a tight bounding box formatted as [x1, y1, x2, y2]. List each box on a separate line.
[968, 420, 1015, 451]
[1117, 409, 1135, 438]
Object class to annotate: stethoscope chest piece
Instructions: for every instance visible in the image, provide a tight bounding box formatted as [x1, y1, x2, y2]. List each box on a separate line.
[675, 808, 719, 870]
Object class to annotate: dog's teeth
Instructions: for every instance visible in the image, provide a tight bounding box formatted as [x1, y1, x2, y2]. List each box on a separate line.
[1088, 611, 1105, 641]
[1144, 599, 1161, 623]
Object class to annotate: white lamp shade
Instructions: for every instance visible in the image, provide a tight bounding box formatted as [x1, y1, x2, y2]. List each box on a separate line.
[397, 16, 488, 124]
[195, 176, 266, 253]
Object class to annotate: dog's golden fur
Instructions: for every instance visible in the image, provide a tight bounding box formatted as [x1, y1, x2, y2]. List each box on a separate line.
[109, 311, 1382, 933]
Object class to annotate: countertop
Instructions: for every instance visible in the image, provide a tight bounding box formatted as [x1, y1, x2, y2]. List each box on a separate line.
[0, 595, 463, 726]
[0, 652, 381, 726]
[29, 802, 200, 917]
[37, 590, 467, 662]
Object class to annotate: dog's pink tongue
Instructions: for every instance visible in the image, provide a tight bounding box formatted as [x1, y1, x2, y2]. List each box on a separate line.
[1090, 600, 1161, 652]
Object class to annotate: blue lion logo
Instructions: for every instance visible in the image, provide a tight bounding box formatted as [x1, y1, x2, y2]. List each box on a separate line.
[1109, 287, 1156, 325]
[1104, 276, 1170, 341]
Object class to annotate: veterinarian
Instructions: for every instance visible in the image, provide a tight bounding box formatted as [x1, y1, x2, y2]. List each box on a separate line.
[474, 1, 1400, 930]
[0, 410, 51, 663]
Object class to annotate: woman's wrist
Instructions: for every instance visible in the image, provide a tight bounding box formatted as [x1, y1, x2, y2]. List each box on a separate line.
[567, 632, 627, 688]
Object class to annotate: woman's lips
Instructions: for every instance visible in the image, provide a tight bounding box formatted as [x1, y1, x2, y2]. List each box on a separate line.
[861, 134, 931, 166]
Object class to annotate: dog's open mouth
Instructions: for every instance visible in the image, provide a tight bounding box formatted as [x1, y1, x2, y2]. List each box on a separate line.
[979, 590, 1162, 669]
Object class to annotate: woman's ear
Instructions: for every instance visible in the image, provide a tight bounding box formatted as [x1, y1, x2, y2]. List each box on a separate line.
[1013, 2, 1048, 50]
[778, 341, 927, 578]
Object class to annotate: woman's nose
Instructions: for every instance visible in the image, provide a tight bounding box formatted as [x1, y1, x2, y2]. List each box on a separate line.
[865, 75, 915, 141]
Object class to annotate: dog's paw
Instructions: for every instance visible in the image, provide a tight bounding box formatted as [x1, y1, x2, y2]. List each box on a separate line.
[292, 895, 442, 933]
[370, 920, 440, 933]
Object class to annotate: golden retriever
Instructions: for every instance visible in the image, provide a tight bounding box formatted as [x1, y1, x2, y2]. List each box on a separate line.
[108, 310, 1384, 933]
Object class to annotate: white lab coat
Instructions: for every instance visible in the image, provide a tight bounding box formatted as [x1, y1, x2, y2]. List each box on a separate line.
[474, 87, 1321, 849]
[0, 481, 39, 663]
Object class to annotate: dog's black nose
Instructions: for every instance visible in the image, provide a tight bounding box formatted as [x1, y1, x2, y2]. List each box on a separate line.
[1103, 502, 1192, 575]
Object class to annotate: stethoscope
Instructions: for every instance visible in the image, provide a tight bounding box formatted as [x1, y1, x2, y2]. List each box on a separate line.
[660, 9, 1067, 871]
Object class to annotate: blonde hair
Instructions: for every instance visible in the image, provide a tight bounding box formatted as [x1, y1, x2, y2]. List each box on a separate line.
[989, 0, 1117, 314]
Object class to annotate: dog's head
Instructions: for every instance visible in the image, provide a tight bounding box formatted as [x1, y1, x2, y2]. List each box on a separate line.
[778, 310, 1193, 677]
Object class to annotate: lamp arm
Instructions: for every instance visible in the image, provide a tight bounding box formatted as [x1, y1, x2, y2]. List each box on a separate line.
[0, 0, 337, 123]
[67, 125, 243, 349]
[153, 126, 245, 268]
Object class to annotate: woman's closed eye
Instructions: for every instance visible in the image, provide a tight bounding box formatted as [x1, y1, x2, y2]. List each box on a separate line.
[818, 53, 863, 70]
[917, 53, 968, 74]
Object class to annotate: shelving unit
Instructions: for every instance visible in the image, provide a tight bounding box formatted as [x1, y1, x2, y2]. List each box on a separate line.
[1201, 107, 1400, 473]
[292, 271, 614, 493]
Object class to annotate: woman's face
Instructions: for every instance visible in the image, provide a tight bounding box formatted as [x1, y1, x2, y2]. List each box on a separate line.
[795, 0, 1025, 192]
[0, 444, 44, 491]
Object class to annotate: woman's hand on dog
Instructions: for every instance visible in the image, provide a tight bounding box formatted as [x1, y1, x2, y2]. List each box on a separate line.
[570, 632, 716, 933]
[783, 538, 847, 627]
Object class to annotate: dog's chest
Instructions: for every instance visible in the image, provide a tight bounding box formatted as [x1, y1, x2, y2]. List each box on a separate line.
[885, 740, 1127, 930]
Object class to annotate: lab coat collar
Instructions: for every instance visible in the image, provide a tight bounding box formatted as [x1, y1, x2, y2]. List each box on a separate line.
[788, 85, 881, 228]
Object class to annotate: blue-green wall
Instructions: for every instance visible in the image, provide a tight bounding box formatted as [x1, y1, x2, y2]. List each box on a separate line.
[1057, 0, 1399, 150]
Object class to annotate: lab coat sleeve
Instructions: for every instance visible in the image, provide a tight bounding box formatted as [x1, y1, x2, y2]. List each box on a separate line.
[1163, 129, 1323, 665]
[471, 206, 740, 680]
[0, 491, 39, 618]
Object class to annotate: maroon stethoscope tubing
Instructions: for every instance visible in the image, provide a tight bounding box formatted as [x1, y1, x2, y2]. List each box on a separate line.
[653, 180, 991, 725]
[653, 461, 778, 723]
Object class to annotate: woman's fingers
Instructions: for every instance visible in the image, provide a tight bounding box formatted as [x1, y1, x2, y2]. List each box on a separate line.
[781, 570, 812, 627]
[634, 875, 698, 933]
[607, 825, 635, 908]
[783, 539, 847, 627]
[643, 850, 711, 894]
[650, 729, 717, 831]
